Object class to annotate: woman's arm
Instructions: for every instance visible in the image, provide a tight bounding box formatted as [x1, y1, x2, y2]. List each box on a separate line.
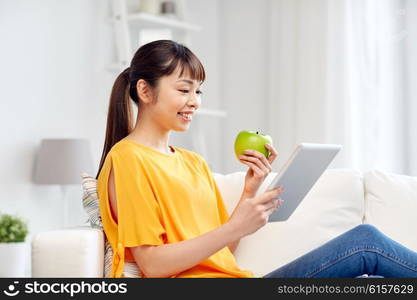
[130, 221, 240, 277]
[109, 167, 242, 277]
[129, 191, 255, 277]
[109, 167, 279, 277]
[226, 190, 254, 253]
[131, 187, 281, 277]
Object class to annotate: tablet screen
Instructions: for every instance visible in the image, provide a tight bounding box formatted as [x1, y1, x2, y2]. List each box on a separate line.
[267, 143, 342, 222]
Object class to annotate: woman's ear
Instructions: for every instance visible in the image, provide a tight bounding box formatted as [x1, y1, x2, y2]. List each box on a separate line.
[136, 79, 154, 104]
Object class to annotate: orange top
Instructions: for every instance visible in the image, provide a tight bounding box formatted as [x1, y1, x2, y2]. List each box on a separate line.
[97, 139, 254, 278]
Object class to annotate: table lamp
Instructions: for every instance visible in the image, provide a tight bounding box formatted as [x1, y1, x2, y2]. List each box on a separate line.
[33, 138, 94, 227]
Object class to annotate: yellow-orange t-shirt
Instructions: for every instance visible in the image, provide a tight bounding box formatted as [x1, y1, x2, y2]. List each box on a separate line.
[97, 139, 254, 278]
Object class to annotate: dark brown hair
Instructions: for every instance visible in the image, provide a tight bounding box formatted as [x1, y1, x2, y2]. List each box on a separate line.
[96, 40, 205, 179]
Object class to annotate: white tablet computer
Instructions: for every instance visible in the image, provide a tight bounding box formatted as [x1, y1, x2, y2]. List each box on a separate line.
[267, 143, 342, 222]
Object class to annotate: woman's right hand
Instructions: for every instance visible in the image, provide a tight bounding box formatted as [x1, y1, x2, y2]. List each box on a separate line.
[227, 187, 284, 239]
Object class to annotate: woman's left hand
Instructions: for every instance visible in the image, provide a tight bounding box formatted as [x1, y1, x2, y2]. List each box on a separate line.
[239, 144, 278, 196]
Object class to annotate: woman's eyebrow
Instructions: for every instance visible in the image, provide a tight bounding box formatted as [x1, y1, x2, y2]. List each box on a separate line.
[176, 79, 201, 86]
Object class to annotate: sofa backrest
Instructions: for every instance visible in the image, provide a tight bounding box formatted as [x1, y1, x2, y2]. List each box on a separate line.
[213, 168, 364, 277]
[363, 170, 417, 253]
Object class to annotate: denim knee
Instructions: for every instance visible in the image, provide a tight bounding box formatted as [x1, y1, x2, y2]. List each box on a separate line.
[351, 224, 384, 243]
[353, 224, 380, 234]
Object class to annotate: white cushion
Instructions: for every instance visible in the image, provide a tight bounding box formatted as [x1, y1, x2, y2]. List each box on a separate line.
[214, 169, 364, 277]
[31, 227, 104, 277]
[363, 170, 417, 252]
[213, 172, 246, 214]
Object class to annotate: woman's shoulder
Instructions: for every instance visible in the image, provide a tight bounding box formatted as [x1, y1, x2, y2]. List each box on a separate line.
[109, 139, 143, 158]
[98, 141, 144, 174]
[97, 141, 141, 180]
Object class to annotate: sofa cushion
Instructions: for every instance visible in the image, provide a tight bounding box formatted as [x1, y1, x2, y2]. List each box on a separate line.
[81, 173, 103, 228]
[32, 227, 104, 277]
[214, 169, 364, 277]
[364, 170, 417, 252]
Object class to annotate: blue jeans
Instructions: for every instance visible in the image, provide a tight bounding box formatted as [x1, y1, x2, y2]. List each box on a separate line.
[263, 224, 417, 278]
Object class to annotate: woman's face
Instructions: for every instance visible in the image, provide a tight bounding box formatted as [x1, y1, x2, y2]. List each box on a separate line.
[147, 66, 203, 132]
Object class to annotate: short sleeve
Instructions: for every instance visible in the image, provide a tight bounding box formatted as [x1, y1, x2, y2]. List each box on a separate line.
[110, 149, 166, 276]
[111, 149, 166, 246]
[199, 157, 230, 225]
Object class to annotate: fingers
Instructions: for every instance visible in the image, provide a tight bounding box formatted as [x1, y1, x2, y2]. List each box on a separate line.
[264, 198, 284, 215]
[239, 159, 266, 178]
[256, 186, 284, 204]
[264, 205, 276, 216]
[263, 198, 278, 210]
[240, 150, 272, 173]
[264, 144, 278, 164]
[245, 149, 272, 171]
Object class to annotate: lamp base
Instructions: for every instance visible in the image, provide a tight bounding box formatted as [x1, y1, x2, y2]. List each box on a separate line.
[60, 185, 69, 228]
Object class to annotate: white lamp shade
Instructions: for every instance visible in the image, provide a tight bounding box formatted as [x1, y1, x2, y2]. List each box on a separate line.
[33, 139, 94, 184]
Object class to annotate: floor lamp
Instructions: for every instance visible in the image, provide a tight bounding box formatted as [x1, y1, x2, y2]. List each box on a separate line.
[33, 138, 94, 227]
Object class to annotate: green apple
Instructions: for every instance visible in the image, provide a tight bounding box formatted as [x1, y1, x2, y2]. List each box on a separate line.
[234, 130, 273, 160]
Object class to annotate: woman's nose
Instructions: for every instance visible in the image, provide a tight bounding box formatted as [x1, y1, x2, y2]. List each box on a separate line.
[187, 94, 200, 109]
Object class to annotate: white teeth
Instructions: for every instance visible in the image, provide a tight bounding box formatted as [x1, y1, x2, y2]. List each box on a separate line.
[178, 113, 192, 120]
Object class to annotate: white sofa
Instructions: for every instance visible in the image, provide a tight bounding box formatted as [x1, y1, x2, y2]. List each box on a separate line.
[32, 168, 417, 278]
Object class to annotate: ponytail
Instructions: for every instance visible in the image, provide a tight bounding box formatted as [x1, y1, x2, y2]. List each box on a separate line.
[96, 67, 134, 179]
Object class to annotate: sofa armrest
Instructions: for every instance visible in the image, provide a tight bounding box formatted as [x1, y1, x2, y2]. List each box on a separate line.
[31, 226, 104, 277]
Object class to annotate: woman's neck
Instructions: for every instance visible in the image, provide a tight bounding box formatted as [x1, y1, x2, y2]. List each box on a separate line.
[126, 128, 172, 154]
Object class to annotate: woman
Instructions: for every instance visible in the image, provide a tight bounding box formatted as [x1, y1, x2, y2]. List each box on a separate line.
[96, 40, 417, 278]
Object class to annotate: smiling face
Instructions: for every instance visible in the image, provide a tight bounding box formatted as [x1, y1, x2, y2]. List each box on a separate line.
[137, 65, 203, 132]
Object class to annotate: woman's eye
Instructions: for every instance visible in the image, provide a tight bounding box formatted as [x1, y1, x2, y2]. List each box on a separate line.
[179, 89, 203, 95]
